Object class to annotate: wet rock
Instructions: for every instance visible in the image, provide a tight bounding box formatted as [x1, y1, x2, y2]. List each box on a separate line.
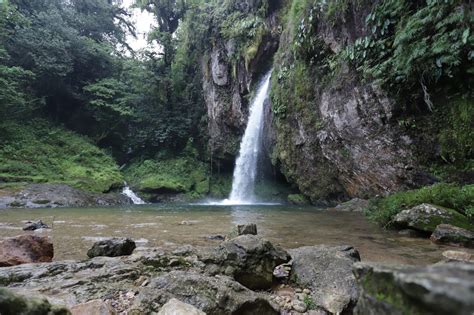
[289, 245, 360, 314]
[157, 298, 206, 315]
[131, 271, 279, 314]
[333, 198, 369, 212]
[0, 184, 130, 209]
[23, 220, 50, 231]
[442, 250, 473, 262]
[287, 194, 311, 205]
[87, 238, 136, 258]
[199, 235, 290, 290]
[0, 287, 70, 315]
[430, 224, 474, 248]
[397, 229, 425, 237]
[393, 203, 471, 232]
[227, 223, 258, 239]
[70, 299, 113, 315]
[206, 234, 225, 241]
[0, 235, 54, 267]
[353, 262, 474, 315]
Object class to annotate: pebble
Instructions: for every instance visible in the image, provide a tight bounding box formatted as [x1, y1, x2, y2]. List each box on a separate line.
[296, 293, 305, 301]
[303, 288, 311, 294]
[295, 288, 303, 293]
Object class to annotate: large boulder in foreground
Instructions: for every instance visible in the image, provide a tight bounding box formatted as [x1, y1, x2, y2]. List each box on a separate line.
[157, 298, 205, 315]
[131, 271, 278, 314]
[289, 245, 360, 314]
[392, 203, 471, 232]
[0, 235, 53, 267]
[430, 224, 474, 248]
[87, 238, 136, 258]
[199, 235, 291, 290]
[0, 287, 70, 315]
[353, 262, 474, 315]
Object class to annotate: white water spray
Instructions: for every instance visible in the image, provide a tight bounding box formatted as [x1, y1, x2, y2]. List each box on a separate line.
[122, 182, 146, 205]
[224, 71, 272, 204]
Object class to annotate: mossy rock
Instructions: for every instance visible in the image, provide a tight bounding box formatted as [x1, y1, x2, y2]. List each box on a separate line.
[288, 194, 310, 205]
[392, 203, 472, 232]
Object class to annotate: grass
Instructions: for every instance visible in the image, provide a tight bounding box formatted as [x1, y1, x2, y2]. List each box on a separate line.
[0, 120, 123, 193]
[365, 183, 474, 227]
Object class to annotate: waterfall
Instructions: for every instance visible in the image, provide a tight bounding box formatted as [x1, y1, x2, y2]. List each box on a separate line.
[122, 182, 146, 204]
[226, 71, 272, 204]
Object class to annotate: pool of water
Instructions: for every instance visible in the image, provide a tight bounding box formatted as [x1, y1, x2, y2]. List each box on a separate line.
[0, 204, 468, 264]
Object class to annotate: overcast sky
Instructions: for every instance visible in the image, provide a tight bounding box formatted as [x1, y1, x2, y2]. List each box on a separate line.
[120, 0, 156, 51]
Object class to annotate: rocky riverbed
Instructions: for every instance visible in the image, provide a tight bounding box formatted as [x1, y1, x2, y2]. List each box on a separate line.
[1, 227, 473, 315]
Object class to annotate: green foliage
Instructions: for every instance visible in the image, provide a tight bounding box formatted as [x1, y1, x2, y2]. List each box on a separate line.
[0, 120, 123, 192]
[303, 294, 317, 310]
[365, 183, 474, 227]
[124, 155, 209, 197]
[344, 0, 473, 103]
[438, 98, 473, 164]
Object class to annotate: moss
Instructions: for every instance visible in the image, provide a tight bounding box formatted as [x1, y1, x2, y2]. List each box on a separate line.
[366, 183, 474, 227]
[124, 155, 209, 198]
[209, 173, 233, 198]
[288, 193, 310, 205]
[0, 120, 123, 193]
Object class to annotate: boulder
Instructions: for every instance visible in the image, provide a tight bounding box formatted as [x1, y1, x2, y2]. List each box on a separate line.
[70, 299, 114, 315]
[23, 220, 50, 231]
[353, 262, 474, 315]
[333, 198, 368, 212]
[199, 235, 290, 290]
[0, 235, 54, 267]
[87, 238, 136, 258]
[442, 250, 473, 262]
[287, 194, 311, 206]
[430, 224, 474, 248]
[392, 203, 472, 232]
[0, 287, 70, 315]
[131, 271, 278, 314]
[226, 223, 258, 239]
[157, 298, 206, 315]
[289, 245, 360, 314]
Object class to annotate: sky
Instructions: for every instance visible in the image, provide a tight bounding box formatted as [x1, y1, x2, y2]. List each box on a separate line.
[119, 0, 156, 51]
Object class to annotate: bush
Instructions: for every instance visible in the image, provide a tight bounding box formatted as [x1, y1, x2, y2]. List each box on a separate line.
[365, 183, 474, 227]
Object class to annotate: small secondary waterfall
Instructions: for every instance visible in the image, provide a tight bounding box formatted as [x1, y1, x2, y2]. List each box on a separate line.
[122, 182, 146, 204]
[226, 71, 272, 204]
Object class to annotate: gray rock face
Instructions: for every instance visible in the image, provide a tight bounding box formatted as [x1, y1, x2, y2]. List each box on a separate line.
[353, 262, 474, 315]
[87, 238, 136, 258]
[199, 235, 291, 290]
[0, 184, 130, 209]
[157, 298, 205, 315]
[431, 224, 474, 248]
[393, 203, 471, 232]
[226, 223, 258, 239]
[132, 271, 278, 315]
[0, 288, 70, 315]
[0, 235, 54, 267]
[289, 245, 360, 314]
[333, 198, 369, 212]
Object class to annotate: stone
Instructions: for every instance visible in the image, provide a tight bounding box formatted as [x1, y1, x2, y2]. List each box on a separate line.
[206, 234, 225, 241]
[70, 299, 113, 315]
[353, 262, 474, 315]
[292, 300, 307, 313]
[398, 229, 424, 237]
[287, 194, 310, 205]
[392, 203, 471, 232]
[87, 238, 136, 258]
[226, 223, 258, 239]
[199, 235, 290, 290]
[430, 224, 474, 248]
[289, 245, 360, 314]
[442, 250, 473, 262]
[0, 235, 54, 267]
[273, 262, 291, 280]
[23, 220, 50, 231]
[333, 198, 368, 212]
[132, 271, 278, 314]
[0, 287, 70, 315]
[157, 298, 206, 315]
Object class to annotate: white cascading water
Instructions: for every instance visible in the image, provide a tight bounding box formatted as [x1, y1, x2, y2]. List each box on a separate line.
[225, 71, 272, 204]
[122, 182, 146, 204]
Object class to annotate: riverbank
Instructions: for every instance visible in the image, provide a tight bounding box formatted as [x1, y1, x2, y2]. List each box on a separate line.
[1, 230, 473, 314]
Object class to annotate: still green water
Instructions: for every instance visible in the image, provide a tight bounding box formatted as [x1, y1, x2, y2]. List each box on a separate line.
[0, 204, 466, 264]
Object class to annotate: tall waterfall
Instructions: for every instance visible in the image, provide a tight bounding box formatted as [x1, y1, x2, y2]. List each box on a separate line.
[226, 71, 272, 204]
